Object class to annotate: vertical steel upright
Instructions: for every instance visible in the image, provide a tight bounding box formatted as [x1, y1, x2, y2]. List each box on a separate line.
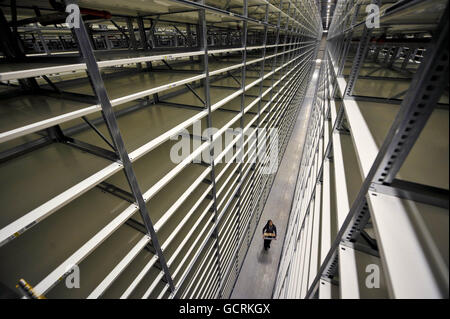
[63, 0, 175, 295]
[196, 0, 223, 299]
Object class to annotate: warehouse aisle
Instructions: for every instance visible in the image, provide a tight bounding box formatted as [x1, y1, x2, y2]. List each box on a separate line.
[231, 39, 326, 299]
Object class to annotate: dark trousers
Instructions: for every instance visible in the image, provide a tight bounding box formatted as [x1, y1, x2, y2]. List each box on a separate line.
[264, 239, 271, 249]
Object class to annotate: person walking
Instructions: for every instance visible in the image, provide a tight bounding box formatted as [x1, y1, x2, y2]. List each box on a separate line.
[262, 220, 277, 251]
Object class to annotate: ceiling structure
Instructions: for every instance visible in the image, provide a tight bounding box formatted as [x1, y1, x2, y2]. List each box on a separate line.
[317, 0, 337, 31]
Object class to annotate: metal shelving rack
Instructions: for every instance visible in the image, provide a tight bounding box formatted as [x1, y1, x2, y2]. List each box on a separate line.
[0, 0, 322, 299]
[274, 0, 449, 299]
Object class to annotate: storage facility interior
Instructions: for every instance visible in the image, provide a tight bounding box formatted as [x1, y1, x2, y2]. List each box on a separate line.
[0, 0, 448, 300]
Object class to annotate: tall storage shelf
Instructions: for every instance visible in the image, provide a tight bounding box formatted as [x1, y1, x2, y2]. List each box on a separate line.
[274, 0, 449, 299]
[0, 0, 322, 298]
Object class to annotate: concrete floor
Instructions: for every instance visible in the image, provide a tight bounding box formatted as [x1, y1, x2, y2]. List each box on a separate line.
[230, 39, 326, 299]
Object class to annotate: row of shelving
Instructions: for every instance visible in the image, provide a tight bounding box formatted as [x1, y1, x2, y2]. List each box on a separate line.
[274, 52, 388, 299]
[176, 54, 315, 298]
[274, 53, 328, 298]
[0, 0, 321, 299]
[0, 0, 320, 65]
[0, 57, 311, 298]
[0, 42, 317, 144]
[0, 55, 312, 296]
[274, 0, 448, 299]
[0, 58, 316, 302]
[329, 55, 448, 298]
[0, 42, 314, 82]
[0, 44, 316, 247]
